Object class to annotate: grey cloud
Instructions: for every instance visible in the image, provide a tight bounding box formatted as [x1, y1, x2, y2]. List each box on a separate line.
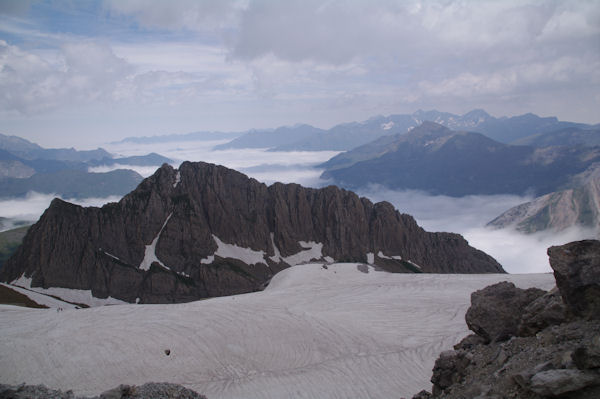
[0, 40, 133, 115]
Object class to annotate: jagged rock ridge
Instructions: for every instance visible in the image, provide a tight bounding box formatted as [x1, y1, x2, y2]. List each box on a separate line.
[0, 161, 503, 304]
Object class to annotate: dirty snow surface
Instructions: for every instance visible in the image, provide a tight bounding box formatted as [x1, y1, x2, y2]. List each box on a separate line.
[0, 264, 555, 399]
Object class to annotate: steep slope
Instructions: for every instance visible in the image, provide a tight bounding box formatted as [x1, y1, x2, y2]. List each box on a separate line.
[488, 176, 600, 233]
[0, 161, 503, 304]
[321, 122, 600, 197]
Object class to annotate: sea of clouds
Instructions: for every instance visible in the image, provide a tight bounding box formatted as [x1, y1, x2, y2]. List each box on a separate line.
[2, 138, 596, 274]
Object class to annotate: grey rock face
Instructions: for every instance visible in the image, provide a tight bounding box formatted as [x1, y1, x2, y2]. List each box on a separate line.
[430, 350, 470, 395]
[0, 162, 503, 304]
[518, 288, 568, 336]
[529, 369, 600, 396]
[465, 281, 545, 343]
[416, 240, 600, 399]
[548, 240, 600, 319]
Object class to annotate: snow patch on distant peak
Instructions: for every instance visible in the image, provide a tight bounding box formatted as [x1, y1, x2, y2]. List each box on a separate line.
[9, 276, 127, 307]
[381, 121, 395, 130]
[173, 170, 181, 188]
[212, 235, 266, 266]
[139, 213, 173, 271]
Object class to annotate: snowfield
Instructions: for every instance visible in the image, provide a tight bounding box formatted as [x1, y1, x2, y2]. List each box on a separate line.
[0, 264, 555, 398]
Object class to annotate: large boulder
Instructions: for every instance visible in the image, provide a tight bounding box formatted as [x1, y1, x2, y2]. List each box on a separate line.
[465, 281, 545, 343]
[548, 240, 600, 320]
[518, 288, 568, 336]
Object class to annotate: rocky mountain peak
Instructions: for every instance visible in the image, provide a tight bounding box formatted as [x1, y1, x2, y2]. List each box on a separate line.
[1, 161, 504, 304]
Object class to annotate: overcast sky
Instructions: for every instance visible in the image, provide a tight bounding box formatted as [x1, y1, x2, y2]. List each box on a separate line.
[1, 0, 599, 148]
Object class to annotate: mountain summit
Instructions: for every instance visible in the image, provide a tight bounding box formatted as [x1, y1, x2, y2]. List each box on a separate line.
[1, 161, 503, 304]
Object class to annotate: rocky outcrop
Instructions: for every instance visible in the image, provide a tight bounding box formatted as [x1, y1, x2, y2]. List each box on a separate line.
[0, 161, 503, 304]
[0, 382, 207, 399]
[465, 282, 546, 343]
[415, 240, 600, 399]
[548, 240, 600, 320]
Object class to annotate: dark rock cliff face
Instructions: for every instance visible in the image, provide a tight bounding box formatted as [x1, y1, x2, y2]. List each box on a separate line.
[0, 161, 503, 304]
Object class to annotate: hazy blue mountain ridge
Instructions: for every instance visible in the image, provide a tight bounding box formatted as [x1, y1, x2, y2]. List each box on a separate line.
[0, 169, 143, 199]
[214, 124, 327, 150]
[513, 126, 600, 148]
[0, 134, 169, 198]
[209, 109, 592, 152]
[321, 122, 600, 197]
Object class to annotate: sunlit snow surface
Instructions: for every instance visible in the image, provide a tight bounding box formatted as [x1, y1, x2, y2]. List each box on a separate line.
[0, 264, 554, 398]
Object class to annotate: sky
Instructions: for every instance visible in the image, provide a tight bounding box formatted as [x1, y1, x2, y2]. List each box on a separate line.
[0, 0, 599, 148]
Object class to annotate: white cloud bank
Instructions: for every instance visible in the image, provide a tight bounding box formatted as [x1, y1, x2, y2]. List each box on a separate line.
[0, 192, 120, 231]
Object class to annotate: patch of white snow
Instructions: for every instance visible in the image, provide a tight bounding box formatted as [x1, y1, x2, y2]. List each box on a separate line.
[377, 251, 402, 260]
[381, 121, 395, 130]
[0, 283, 78, 309]
[8, 276, 126, 307]
[283, 241, 324, 265]
[407, 260, 422, 270]
[366, 252, 375, 264]
[100, 250, 123, 262]
[139, 213, 173, 271]
[200, 255, 215, 265]
[213, 235, 266, 266]
[269, 233, 282, 263]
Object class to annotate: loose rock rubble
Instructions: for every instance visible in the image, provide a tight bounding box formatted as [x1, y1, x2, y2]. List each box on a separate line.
[413, 239, 600, 399]
[0, 383, 207, 399]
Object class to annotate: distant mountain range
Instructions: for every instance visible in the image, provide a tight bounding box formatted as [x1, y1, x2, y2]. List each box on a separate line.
[320, 122, 600, 197]
[209, 109, 597, 152]
[214, 125, 326, 150]
[113, 131, 241, 145]
[0, 133, 172, 199]
[513, 126, 600, 148]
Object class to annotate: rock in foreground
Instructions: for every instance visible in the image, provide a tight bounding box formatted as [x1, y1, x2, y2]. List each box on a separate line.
[0, 383, 207, 399]
[416, 240, 600, 399]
